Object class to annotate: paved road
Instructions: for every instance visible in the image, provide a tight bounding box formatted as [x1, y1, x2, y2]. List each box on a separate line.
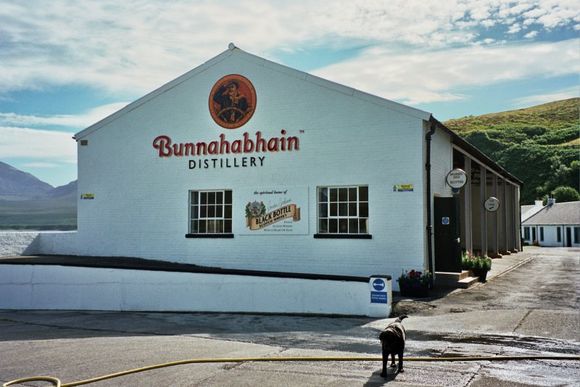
[0, 247, 578, 386]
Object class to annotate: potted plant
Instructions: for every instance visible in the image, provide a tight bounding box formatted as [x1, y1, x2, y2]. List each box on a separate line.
[397, 269, 433, 298]
[462, 252, 492, 282]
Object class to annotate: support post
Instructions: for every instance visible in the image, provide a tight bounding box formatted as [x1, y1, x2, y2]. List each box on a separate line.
[464, 157, 473, 253]
[480, 167, 487, 256]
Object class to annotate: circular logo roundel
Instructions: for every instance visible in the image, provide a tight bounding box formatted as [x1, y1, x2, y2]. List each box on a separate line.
[209, 74, 256, 129]
[372, 279, 386, 291]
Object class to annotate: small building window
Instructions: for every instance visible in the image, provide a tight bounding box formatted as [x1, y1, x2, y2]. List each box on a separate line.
[557, 227, 561, 242]
[188, 190, 232, 236]
[539, 227, 544, 241]
[524, 227, 530, 240]
[317, 186, 369, 235]
[574, 227, 580, 244]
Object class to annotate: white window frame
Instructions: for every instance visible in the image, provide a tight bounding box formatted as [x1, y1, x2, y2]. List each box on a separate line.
[189, 189, 232, 235]
[317, 185, 369, 235]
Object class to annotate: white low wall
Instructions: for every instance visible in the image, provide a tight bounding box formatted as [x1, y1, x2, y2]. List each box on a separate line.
[0, 265, 392, 317]
[0, 232, 41, 256]
[37, 232, 78, 255]
[0, 231, 78, 257]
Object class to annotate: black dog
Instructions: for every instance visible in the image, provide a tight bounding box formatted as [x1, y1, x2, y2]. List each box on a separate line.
[379, 315, 407, 376]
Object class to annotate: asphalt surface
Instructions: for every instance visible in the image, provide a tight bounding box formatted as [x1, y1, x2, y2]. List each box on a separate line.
[0, 247, 578, 386]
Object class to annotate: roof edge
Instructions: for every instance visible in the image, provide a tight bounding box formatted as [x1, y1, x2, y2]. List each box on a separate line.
[74, 46, 237, 140]
[232, 48, 432, 121]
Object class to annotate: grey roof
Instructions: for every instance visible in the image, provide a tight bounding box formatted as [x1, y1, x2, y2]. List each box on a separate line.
[521, 204, 535, 213]
[521, 204, 545, 222]
[522, 201, 580, 226]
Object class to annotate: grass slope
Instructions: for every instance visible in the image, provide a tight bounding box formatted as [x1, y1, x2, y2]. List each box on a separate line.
[444, 98, 579, 204]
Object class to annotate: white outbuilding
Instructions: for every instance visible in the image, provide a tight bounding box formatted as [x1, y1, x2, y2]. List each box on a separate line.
[521, 200, 580, 247]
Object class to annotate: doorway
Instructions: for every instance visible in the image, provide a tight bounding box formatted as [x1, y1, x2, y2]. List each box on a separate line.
[434, 197, 462, 272]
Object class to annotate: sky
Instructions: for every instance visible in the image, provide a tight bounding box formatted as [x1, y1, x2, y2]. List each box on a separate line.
[0, 0, 578, 187]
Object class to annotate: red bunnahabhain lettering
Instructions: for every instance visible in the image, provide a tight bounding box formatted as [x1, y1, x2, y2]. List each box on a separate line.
[152, 130, 300, 157]
[152, 135, 172, 157]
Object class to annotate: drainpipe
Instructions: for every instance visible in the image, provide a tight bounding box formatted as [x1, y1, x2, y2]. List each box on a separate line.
[425, 119, 436, 276]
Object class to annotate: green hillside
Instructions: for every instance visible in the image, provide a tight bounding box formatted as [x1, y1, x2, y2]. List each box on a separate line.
[444, 98, 579, 204]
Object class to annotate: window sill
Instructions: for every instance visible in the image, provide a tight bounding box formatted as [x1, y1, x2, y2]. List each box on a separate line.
[185, 233, 234, 239]
[313, 234, 372, 239]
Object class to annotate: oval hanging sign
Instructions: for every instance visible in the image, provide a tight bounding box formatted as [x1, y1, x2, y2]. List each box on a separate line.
[446, 168, 468, 189]
[484, 196, 500, 212]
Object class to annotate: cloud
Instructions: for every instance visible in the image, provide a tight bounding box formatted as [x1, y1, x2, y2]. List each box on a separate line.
[507, 23, 522, 34]
[0, 126, 76, 162]
[511, 86, 580, 107]
[0, 103, 129, 130]
[313, 39, 580, 105]
[0, 1, 578, 95]
[524, 30, 539, 38]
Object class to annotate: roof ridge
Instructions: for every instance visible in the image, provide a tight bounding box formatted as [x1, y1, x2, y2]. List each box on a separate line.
[75, 44, 431, 140]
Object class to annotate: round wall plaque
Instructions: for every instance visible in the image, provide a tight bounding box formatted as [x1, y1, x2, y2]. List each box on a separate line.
[484, 196, 500, 212]
[446, 168, 468, 189]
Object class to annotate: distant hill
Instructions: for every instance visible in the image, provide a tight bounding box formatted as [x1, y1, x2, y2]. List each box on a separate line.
[444, 98, 579, 204]
[46, 180, 77, 199]
[0, 162, 76, 230]
[0, 161, 54, 200]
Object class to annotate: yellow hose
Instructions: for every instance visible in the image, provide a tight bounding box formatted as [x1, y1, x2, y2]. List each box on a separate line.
[4, 355, 579, 387]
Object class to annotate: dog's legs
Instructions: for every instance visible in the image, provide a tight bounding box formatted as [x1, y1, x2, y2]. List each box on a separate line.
[380, 345, 387, 377]
[398, 351, 404, 373]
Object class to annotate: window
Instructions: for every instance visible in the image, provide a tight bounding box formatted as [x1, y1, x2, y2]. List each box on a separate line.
[188, 190, 232, 236]
[557, 227, 561, 242]
[540, 227, 544, 241]
[524, 227, 530, 240]
[574, 227, 580, 244]
[317, 186, 369, 237]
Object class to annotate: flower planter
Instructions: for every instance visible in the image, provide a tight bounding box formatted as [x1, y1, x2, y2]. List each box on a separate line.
[399, 285, 430, 298]
[472, 269, 489, 282]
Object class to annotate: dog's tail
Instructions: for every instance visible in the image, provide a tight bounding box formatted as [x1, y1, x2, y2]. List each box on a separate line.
[395, 315, 408, 323]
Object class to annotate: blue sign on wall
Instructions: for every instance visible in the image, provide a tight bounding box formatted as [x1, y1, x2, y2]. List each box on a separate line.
[372, 279, 385, 291]
[371, 291, 388, 304]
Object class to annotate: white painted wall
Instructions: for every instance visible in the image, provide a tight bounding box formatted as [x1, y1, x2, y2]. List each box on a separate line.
[430, 129, 454, 200]
[74, 49, 429, 288]
[0, 265, 391, 317]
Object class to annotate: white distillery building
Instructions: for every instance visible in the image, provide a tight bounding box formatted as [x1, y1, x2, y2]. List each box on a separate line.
[521, 200, 580, 247]
[0, 45, 522, 315]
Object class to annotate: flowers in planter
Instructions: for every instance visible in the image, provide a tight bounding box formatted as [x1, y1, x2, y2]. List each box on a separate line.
[397, 269, 433, 297]
[461, 252, 492, 281]
[397, 269, 433, 288]
[461, 252, 492, 271]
